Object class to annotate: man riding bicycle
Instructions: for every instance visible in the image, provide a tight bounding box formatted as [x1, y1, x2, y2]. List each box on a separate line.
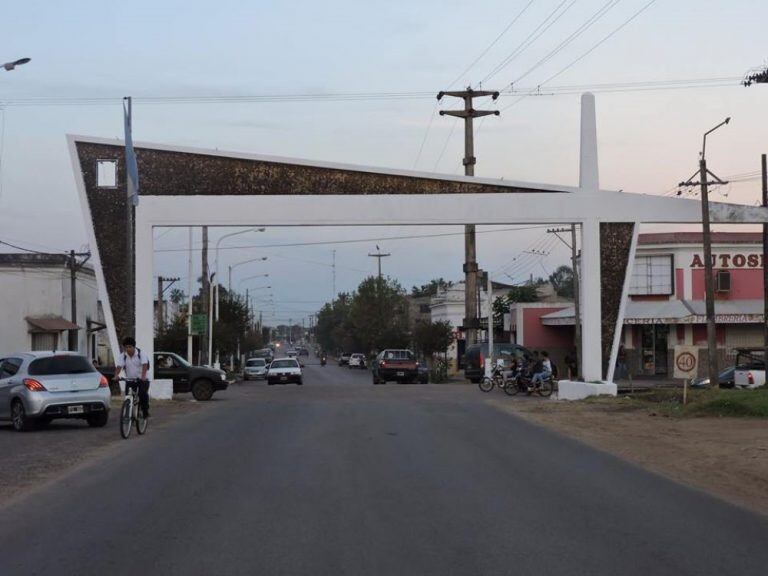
[113, 336, 151, 418]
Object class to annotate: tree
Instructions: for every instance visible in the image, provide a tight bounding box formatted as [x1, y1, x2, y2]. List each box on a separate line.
[169, 288, 186, 306]
[346, 277, 410, 353]
[411, 278, 452, 298]
[549, 265, 574, 299]
[506, 284, 540, 303]
[315, 293, 351, 353]
[413, 320, 454, 364]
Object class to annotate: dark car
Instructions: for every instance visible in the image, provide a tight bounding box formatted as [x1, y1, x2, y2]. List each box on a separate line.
[372, 349, 421, 384]
[463, 343, 531, 383]
[153, 352, 228, 401]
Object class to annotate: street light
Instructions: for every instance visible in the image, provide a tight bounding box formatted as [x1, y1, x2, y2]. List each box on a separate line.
[2, 57, 30, 71]
[237, 273, 269, 288]
[699, 118, 730, 390]
[214, 227, 265, 319]
[228, 256, 268, 292]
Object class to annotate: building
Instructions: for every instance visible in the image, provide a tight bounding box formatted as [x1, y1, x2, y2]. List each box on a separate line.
[0, 253, 110, 363]
[540, 232, 766, 378]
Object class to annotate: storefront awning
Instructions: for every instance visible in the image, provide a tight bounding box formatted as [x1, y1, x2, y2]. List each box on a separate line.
[26, 315, 80, 332]
[540, 299, 765, 326]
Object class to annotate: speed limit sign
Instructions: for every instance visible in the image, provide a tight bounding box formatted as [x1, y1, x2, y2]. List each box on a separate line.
[674, 346, 699, 379]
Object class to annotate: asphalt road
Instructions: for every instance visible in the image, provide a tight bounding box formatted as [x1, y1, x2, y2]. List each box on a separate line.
[1, 360, 767, 576]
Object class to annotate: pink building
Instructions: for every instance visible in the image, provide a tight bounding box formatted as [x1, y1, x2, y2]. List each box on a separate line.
[539, 232, 765, 378]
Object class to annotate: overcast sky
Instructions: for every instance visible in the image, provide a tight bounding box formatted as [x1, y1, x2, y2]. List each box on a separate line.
[1, 1, 767, 324]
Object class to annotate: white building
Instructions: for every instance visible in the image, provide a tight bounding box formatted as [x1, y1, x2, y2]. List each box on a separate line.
[0, 253, 109, 362]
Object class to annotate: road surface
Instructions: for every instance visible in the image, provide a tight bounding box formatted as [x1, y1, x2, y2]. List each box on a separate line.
[1, 360, 766, 575]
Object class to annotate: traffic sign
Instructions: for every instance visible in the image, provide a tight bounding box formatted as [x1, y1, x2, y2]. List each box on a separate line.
[674, 346, 698, 379]
[190, 313, 207, 335]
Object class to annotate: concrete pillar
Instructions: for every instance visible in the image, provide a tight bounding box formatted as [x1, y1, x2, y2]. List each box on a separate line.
[581, 218, 602, 382]
[135, 209, 155, 368]
[579, 92, 599, 193]
[579, 92, 603, 382]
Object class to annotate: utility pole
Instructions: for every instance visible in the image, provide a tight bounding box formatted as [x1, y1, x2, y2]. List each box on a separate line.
[547, 226, 581, 379]
[437, 87, 500, 346]
[763, 154, 768, 373]
[679, 118, 730, 389]
[201, 226, 209, 365]
[67, 250, 91, 351]
[332, 249, 337, 298]
[157, 276, 180, 329]
[69, 250, 77, 351]
[368, 245, 391, 280]
[187, 227, 194, 363]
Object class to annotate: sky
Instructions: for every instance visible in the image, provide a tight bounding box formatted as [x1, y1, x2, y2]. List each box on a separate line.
[1, 0, 767, 325]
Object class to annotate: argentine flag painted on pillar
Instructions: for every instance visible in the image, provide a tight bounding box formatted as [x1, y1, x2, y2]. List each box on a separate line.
[123, 96, 139, 207]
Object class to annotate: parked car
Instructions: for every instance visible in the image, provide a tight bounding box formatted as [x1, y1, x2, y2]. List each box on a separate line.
[152, 352, 228, 401]
[691, 366, 736, 389]
[338, 352, 351, 366]
[0, 352, 111, 431]
[252, 348, 274, 363]
[348, 353, 367, 369]
[267, 358, 303, 385]
[372, 349, 421, 384]
[464, 343, 532, 384]
[243, 358, 268, 381]
[733, 348, 766, 389]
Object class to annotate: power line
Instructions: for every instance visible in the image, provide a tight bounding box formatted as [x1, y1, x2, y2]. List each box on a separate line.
[508, 0, 624, 88]
[154, 225, 551, 253]
[482, 0, 577, 84]
[501, 0, 661, 112]
[446, 0, 539, 89]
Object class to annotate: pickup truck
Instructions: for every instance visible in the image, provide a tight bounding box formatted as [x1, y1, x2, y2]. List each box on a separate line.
[100, 351, 228, 400]
[733, 348, 766, 389]
[372, 349, 424, 384]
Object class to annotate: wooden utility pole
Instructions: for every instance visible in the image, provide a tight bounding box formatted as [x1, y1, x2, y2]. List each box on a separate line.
[201, 226, 209, 365]
[437, 87, 500, 346]
[368, 246, 391, 280]
[679, 118, 730, 388]
[762, 154, 768, 372]
[547, 226, 581, 379]
[69, 250, 78, 351]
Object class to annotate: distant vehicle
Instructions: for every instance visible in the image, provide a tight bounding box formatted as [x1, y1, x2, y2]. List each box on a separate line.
[691, 366, 736, 389]
[252, 348, 274, 362]
[464, 343, 531, 384]
[348, 353, 367, 369]
[372, 349, 421, 384]
[152, 352, 228, 401]
[243, 358, 268, 381]
[267, 358, 303, 386]
[298, 348, 309, 356]
[733, 348, 765, 389]
[286, 349, 298, 358]
[338, 352, 351, 366]
[0, 352, 111, 431]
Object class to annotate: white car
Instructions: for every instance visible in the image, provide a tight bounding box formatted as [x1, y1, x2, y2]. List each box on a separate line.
[348, 353, 367, 369]
[0, 352, 111, 431]
[267, 358, 303, 386]
[243, 358, 268, 381]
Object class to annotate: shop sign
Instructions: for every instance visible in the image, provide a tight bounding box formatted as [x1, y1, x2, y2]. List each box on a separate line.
[673, 346, 699, 379]
[690, 253, 763, 269]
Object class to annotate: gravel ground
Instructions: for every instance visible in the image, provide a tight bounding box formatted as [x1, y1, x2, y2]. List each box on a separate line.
[0, 395, 203, 504]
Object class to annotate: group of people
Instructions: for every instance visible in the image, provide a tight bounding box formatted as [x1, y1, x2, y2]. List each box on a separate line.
[499, 350, 555, 387]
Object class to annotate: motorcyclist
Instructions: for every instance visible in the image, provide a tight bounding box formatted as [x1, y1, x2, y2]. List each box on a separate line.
[320, 353, 327, 366]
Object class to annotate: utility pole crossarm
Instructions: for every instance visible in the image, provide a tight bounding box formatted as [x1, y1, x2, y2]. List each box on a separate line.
[440, 109, 500, 119]
[438, 89, 500, 99]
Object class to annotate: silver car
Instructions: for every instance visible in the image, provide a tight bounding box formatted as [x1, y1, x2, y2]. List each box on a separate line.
[0, 352, 111, 431]
[243, 358, 268, 381]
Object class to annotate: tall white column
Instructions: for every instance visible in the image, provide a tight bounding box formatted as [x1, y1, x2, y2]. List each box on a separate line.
[580, 218, 603, 381]
[135, 209, 155, 368]
[578, 92, 603, 382]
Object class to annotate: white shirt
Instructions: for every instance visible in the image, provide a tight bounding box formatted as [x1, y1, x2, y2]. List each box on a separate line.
[117, 349, 151, 380]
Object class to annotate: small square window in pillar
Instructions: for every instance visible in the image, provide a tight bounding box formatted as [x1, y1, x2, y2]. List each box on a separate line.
[96, 160, 117, 188]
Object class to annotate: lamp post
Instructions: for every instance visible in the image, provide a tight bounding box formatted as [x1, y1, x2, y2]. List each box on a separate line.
[214, 228, 265, 320]
[228, 256, 268, 292]
[700, 118, 730, 389]
[2, 57, 30, 71]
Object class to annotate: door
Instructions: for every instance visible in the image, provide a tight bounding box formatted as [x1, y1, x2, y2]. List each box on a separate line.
[0, 357, 23, 419]
[155, 354, 189, 390]
[654, 325, 669, 375]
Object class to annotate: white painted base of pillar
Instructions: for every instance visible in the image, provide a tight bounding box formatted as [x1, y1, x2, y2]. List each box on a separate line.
[557, 380, 617, 401]
[149, 379, 174, 400]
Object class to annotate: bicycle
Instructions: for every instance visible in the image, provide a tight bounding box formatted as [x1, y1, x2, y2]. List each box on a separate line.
[503, 370, 555, 398]
[119, 378, 149, 439]
[478, 365, 510, 393]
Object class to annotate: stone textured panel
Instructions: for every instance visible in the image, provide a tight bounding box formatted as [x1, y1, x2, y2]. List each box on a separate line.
[600, 222, 635, 378]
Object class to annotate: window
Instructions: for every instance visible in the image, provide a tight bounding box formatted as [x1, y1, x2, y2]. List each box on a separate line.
[31, 332, 58, 351]
[270, 359, 298, 369]
[0, 358, 22, 379]
[716, 270, 731, 292]
[630, 255, 673, 296]
[28, 355, 95, 376]
[96, 160, 117, 188]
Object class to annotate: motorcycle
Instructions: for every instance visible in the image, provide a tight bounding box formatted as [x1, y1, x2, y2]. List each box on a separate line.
[320, 356, 327, 367]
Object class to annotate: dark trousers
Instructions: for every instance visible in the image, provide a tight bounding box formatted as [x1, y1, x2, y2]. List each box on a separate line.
[126, 379, 150, 415]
